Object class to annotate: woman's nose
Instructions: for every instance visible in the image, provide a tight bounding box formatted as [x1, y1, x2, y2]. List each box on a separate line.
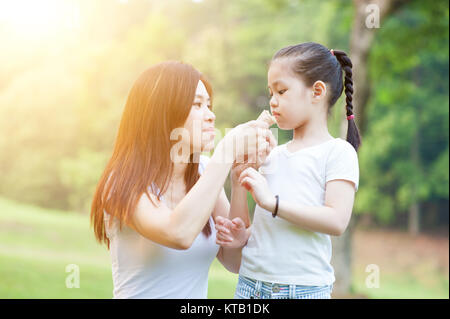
[205, 108, 215, 122]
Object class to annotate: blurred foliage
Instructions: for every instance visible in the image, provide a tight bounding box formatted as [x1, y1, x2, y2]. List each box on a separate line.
[354, 0, 449, 227]
[0, 0, 448, 231]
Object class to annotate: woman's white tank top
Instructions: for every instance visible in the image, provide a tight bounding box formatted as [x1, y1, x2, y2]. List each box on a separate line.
[104, 155, 219, 298]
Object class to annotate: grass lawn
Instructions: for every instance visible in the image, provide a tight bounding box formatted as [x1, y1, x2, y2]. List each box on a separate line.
[0, 197, 238, 298]
[351, 228, 449, 299]
[0, 197, 447, 299]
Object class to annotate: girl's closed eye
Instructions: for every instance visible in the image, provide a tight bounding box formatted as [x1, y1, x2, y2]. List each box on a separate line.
[269, 88, 287, 97]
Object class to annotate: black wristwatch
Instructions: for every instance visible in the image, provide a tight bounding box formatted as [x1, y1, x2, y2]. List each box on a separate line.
[272, 195, 279, 218]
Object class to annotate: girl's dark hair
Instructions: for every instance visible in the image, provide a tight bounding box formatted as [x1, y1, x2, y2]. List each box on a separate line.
[272, 42, 361, 151]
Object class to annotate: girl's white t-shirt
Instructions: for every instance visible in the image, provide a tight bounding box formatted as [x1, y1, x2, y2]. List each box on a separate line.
[239, 138, 359, 286]
[104, 155, 219, 299]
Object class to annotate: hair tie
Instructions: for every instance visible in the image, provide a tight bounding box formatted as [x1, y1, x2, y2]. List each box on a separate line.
[330, 49, 335, 56]
[347, 114, 355, 120]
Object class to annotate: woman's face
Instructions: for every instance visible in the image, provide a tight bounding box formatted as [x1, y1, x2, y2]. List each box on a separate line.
[268, 58, 314, 130]
[183, 80, 216, 153]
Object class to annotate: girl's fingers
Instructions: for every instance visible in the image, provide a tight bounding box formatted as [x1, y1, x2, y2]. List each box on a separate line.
[216, 239, 228, 245]
[239, 167, 260, 184]
[214, 215, 225, 225]
[215, 216, 234, 230]
[240, 177, 255, 191]
[216, 226, 230, 235]
[238, 168, 249, 183]
[215, 225, 230, 234]
[222, 218, 234, 229]
[216, 232, 231, 241]
[238, 166, 256, 183]
[216, 233, 233, 242]
[216, 240, 233, 247]
[231, 217, 246, 229]
[240, 174, 255, 186]
[216, 233, 231, 242]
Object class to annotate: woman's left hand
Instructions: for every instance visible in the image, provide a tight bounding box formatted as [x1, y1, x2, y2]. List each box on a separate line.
[238, 167, 276, 212]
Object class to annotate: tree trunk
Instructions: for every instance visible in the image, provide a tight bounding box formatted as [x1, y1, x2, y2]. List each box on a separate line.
[332, 0, 401, 297]
[330, 217, 356, 297]
[408, 76, 422, 236]
[408, 201, 420, 236]
[339, 0, 399, 136]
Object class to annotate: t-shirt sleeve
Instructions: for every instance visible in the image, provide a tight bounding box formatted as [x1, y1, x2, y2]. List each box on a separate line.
[325, 140, 359, 192]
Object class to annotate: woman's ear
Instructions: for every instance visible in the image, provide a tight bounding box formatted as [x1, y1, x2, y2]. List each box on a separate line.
[311, 80, 327, 103]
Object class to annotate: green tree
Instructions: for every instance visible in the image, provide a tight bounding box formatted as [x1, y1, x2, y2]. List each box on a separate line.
[355, 0, 449, 233]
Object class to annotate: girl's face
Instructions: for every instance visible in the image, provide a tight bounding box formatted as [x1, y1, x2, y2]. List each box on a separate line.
[182, 80, 216, 153]
[268, 58, 315, 130]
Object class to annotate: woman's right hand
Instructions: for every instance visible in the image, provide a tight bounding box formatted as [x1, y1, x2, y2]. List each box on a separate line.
[218, 119, 276, 164]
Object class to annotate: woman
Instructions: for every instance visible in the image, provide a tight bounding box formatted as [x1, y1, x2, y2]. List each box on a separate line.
[90, 61, 275, 298]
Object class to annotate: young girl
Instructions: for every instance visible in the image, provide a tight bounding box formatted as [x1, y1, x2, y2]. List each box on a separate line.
[215, 42, 361, 299]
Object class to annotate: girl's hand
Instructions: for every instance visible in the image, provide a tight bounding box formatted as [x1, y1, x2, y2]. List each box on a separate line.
[238, 167, 276, 212]
[215, 216, 250, 249]
[231, 160, 255, 186]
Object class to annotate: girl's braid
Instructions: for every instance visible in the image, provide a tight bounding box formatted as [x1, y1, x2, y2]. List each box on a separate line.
[333, 50, 354, 118]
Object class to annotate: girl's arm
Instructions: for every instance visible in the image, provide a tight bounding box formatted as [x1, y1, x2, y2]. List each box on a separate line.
[215, 111, 277, 271]
[215, 221, 250, 274]
[228, 164, 251, 226]
[213, 180, 251, 274]
[239, 167, 356, 236]
[213, 166, 254, 273]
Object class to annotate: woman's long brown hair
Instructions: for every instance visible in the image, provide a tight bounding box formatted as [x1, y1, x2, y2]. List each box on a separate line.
[91, 61, 213, 249]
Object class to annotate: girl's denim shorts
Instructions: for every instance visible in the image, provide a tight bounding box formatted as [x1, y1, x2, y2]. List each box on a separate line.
[234, 275, 333, 299]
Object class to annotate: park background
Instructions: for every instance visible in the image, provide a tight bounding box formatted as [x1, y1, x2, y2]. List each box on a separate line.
[0, 0, 448, 298]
